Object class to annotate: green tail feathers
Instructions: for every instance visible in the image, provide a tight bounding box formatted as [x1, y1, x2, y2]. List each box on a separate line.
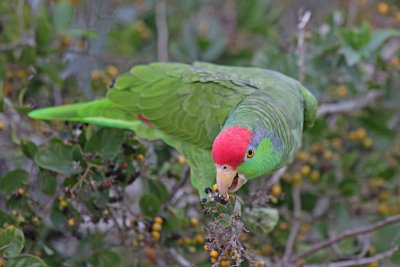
[29, 100, 137, 130]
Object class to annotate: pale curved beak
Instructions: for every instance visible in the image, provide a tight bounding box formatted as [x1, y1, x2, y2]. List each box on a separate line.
[216, 165, 248, 197]
[216, 165, 237, 197]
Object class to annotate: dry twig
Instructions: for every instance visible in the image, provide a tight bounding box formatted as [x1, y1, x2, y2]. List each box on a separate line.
[155, 0, 169, 61]
[290, 214, 400, 263]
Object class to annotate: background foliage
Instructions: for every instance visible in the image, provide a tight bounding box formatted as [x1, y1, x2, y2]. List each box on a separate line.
[0, 0, 400, 266]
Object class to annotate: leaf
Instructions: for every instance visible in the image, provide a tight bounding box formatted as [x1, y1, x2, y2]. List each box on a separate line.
[5, 254, 48, 267]
[139, 194, 160, 217]
[84, 128, 125, 159]
[339, 177, 360, 197]
[144, 180, 168, 203]
[20, 140, 38, 159]
[88, 249, 121, 267]
[243, 207, 279, 234]
[0, 228, 24, 258]
[35, 143, 82, 175]
[37, 169, 57, 196]
[0, 170, 28, 197]
[364, 29, 400, 54]
[52, 1, 73, 31]
[339, 47, 361, 66]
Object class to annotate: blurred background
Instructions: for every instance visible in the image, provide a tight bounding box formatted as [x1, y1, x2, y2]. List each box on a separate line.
[0, 0, 400, 266]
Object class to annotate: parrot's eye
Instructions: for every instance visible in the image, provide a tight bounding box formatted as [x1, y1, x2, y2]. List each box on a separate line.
[246, 148, 255, 158]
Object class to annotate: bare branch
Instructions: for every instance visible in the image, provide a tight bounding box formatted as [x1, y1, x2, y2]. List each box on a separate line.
[296, 9, 312, 83]
[304, 246, 398, 267]
[316, 91, 383, 118]
[168, 248, 193, 267]
[290, 214, 400, 263]
[155, 0, 169, 61]
[264, 166, 287, 190]
[282, 186, 302, 264]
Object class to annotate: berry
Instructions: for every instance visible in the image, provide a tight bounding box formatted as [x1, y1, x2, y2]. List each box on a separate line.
[212, 184, 218, 192]
[190, 218, 199, 227]
[154, 216, 163, 224]
[210, 250, 218, 258]
[152, 231, 160, 241]
[68, 218, 75, 227]
[152, 223, 162, 232]
[18, 188, 25, 195]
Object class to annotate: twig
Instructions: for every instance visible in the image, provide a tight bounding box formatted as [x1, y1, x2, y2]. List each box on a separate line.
[290, 214, 400, 263]
[296, 9, 312, 83]
[0, 39, 35, 52]
[168, 248, 193, 267]
[316, 91, 383, 118]
[155, 0, 169, 61]
[264, 166, 287, 190]
[304, 246, 398, 267]
[282, 186, 302, 264]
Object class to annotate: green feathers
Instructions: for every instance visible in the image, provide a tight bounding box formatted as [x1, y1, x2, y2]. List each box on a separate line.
[29, 62, 317, 195]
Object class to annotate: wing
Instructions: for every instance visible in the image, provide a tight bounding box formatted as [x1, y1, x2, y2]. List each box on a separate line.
[106, 62, 258, 149]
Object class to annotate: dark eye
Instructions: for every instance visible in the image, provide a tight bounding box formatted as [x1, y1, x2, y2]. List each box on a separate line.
[246, 148, 255, 158]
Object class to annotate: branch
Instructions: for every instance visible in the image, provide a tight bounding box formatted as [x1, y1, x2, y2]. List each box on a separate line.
[304, 246, 398, 267]
[0, 39, 35, 52]
[155, 0, 169, 61]
[264, 166, 287, 190]
[168, 248, 193, 267]
[316, 90, 383, 118]
[290, 214, 400, 263]
[282, 186, 302, 264]
[296, 9, 312, 83]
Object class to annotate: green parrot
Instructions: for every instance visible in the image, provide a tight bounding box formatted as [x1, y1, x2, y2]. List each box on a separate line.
[29, 62, 317, 197]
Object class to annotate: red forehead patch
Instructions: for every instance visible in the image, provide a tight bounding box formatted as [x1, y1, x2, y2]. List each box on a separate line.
[212, 126, 253, 169]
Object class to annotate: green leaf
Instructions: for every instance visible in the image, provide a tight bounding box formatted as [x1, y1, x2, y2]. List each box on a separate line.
[0, 170, 28, 197]
[88, 249, 121, 267]
[139, 194, 160, 217]
[20, 140, 38, 159]
[37, 169, 57, 196]
[84, 128, 125, 159]
[35, 143, 82, 175]
[243, 207, 279, 234]
[339, 177, 360, 197]
[5, 254, 48, 267]
[52, 1, 73, 31]
[0, 228, 24, 258]
[144, 180, 168, 203]
[364, 29, 400, 54]
[339, 47, 361, 66]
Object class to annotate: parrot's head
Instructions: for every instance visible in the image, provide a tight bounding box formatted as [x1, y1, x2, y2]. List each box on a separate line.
[212, 125, 279, 196]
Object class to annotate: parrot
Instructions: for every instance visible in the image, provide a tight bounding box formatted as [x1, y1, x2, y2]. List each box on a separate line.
[29, 62, 317, 197]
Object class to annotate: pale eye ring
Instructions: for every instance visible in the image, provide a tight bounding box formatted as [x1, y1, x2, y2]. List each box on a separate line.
[246, 148, 255, 158]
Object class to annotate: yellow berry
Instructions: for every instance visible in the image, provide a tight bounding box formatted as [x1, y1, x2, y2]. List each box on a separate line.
[378, 203, 389, 215]
[34, 251, 42, 258]
[194, 234, 205, 244]
[132, 240, 139, 246]
[378, 3, 389, 14]
[300, 165, 311, 176]
[188, 246, 196, 253]
[178, 155, 186, 165]
[105, 65, 119, 77]
[228, 193, 236, 201]
[323, 150, 332, 160]
[212, 184, 218, 192]
[271, 184, 281, 196]
[311, 143, 323, 154]
[221, 260, 231, 267]
[177, 237, 185, 245]
[183, 237, 192, 245]
[368, 262, 379, 267]
[204, 245, 209, 251]
[0, 121, 4, 131]
[331, 137, 343, 148]
[396, 12, 400, 21]
[295, 151, 309, 162]
[18, 188, 25, 195]
[91, 70, 101, 80]
[68, 218, 75, 226]
[309, 155, 318, 164]
[310, 170, 320, 183]
[255, 260, 265, 267]
[136, 154, 144, 161]
[0, 259, 5, 267]
[154, 216, 163, 224]
[391, 56, 399, 67]
[32, 217, 40, 223]
[59, 200, 68, 210]
[292, 173, 302, 186]
[378, 191, 390, 201]
[58, 195, 65, 201]
[12, 210, 18, 216]
[152, 222, 162, 232]
[336, 85, 348, 98]
[152, 231, 160, 241]
[60, 35, 72, 47]
[363, 137, 373, 148]
[260, 244, 272, 256]
[356, 128, 366, 140]
[279, 222, 288, 230]
[369, 246, 376, 256]
[211, 257, 217, 263]
[210, 250, 218, 258]
[190, 217, 199, 227]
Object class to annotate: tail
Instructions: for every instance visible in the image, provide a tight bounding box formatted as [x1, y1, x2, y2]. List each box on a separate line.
[29, 99, 138, 131]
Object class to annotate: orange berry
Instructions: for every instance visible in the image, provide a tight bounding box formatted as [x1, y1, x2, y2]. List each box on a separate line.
[300, 165, 311, 176]
[295, 151, 309, 162]
[194, 234, 205, 244]
[68, 218, 75, 226]
[121, 162, 128, 168]
[221, 260, 231, 267]
[137, 154, 144, 161]
[271, 184, 281, 196]
[105, 65, 119, 77]
[204, 245, 209, 251]
[211, 257, 217, 263]
[34, 251, 42, 258]
[212, 184, 218, 192]
[378, 3, 389, 14]
[178, 155, 185, 165]
[0, 121, 4, 131]
[152, 231, 160, 241]
[336, 85, 348, 98]
[391, 56, 399, 67]
[396, 12, 400, 21]
[18, 188, 25, 195]
[91, 70, 101, 80]
[279, 222, 288, 230]
[154, 216, 163, 224]
[152, 222, 162, 232]
[210, 250, 218, 258]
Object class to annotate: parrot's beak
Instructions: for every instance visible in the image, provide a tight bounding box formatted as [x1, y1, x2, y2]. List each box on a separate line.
[216, 165, 247, 196]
